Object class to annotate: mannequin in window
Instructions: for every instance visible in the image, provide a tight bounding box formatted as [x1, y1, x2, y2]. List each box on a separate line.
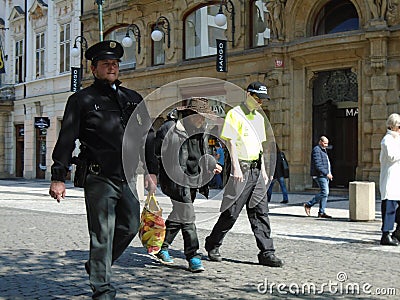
[367, 0, 387, 19]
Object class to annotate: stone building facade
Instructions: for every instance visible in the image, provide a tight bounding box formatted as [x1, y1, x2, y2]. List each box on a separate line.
[1, 0, 400, 193]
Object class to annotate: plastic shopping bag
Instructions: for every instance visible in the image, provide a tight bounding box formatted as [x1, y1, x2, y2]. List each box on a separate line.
[139, 194, 166, 255]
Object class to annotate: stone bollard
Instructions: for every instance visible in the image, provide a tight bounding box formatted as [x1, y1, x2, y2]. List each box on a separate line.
[349, 181, 375, 221]
[136, 173, 145, 202]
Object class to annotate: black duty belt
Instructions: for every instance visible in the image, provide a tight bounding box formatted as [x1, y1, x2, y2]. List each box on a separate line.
[87, 163, 127, 182]
[239, 159, 260, 170]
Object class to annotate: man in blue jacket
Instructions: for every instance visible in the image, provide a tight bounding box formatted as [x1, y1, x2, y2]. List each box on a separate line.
[304, 136, 333, 218]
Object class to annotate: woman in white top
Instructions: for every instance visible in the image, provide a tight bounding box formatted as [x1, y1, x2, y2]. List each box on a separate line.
[379, 113, 400, 246]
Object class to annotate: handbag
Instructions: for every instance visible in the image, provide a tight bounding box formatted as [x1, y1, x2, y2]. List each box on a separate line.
[280, 151, 290, 178]
[138, 194, 166, 255]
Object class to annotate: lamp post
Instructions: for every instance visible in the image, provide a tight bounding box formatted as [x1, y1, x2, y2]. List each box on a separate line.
[70, 36, 88, 92]
[151, 16, 171, 48]
[214, 0, 235, 47]
[95, 0, 105, 41]
[121, 24, 141, 54]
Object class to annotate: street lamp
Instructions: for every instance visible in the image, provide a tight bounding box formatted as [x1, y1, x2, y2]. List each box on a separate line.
[121, 24, 141, 54]
[70, 36, 88, 92]
[151, 16, 170, 48]
[71, 36, 88, 57]
[214, 0, 235, 47]
[95, 0, 105, 41]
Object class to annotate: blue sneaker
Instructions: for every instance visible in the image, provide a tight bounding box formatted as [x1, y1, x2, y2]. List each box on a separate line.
[156, 250, 174, 264]
[188, 257, 205, 272]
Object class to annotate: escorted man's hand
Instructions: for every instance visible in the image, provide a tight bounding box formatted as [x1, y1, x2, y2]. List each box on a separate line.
[49, 181, 66, 203]
[145, 174, 158, 194]
[214, 164, 223, 174]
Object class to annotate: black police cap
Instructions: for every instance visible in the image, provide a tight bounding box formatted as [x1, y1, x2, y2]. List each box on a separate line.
[247, 81, 270, 100]
[84, 40, 124, 62]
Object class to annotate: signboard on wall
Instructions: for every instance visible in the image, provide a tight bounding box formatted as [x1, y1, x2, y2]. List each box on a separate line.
[216, 39, 227, 72]
[34, 117, 50, 129]
[70, 67, 81, 92]
[336, 107, 359, 118]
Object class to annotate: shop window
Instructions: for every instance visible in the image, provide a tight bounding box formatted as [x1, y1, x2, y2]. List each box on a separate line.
[36, 128, 47, 179]
[107, 27, 137, 69]
[250, 0, 269, 47]
[184, 4, 226, 60]
[15, 124, 24, 177]
[313, 0, 359, 36]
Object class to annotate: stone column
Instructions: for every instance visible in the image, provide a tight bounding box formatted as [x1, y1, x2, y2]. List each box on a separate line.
[364, 30, 390, 185]
[0, 100, 13, 177]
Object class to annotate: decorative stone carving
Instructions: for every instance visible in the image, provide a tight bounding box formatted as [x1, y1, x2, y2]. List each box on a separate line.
[266, 0, 286, 41]
[29, 0, 48, 29]
[366, 0, 387, 20]
[56, 1, 74, 20]
[387, 0, 400, 26]
[366, 31, 388, 70]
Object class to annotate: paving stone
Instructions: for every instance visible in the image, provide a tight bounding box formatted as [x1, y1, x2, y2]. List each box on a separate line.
[0, 179, 399, 299]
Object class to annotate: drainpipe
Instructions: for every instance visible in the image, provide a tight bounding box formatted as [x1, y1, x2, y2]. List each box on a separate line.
[24, 0, 27, 98]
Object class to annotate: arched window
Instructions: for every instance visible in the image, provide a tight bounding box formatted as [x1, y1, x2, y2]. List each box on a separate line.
[106, 27, 137, 69]
[250, 0, 269, 47]
[184, 4, 226, 60]
[313, 0, 359, 36]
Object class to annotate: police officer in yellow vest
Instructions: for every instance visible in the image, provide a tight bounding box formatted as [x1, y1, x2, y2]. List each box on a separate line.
[205, 81, 283, 267]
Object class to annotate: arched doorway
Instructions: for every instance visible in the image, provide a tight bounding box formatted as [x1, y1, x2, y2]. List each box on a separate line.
[312, 69, 358, 188]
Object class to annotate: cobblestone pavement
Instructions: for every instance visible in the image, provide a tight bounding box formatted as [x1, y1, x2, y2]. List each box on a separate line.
[0, 179, 399, 299]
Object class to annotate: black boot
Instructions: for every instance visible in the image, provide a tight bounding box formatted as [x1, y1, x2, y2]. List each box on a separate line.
[380, 232, 399, 246]
[258, 252, 284, 267]
[392, 228, 400, 241]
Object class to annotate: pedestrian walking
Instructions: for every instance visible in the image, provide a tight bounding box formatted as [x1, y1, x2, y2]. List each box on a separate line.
[303, 136, 333, 218]
[213, 142, 225, 189]
[49, 40, 158, 299]
[155, 98, 222, 272]
[379, 113, 400, 246]
[267, 143, 289, 203]
[205, 81, 283, 267]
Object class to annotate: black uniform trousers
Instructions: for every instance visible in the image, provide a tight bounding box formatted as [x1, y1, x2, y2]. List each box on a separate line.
[161, 188, 201, 260]
[205, 166, 275, 254]
[84, 174, 140, 300]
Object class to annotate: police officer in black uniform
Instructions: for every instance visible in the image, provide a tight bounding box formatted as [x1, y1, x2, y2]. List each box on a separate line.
[49, 40, 158, 299]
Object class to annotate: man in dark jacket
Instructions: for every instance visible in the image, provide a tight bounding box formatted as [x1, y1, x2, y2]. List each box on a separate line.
[304, 135, 333, 218]
[49, 40, 158, 299]
[267, 143, 289, 203]
[155, 98, 221, 272]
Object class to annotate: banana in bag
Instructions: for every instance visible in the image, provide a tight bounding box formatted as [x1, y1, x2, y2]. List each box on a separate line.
[139, 194, 166, 255]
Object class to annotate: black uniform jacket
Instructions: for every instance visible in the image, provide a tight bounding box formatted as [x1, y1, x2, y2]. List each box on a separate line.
[51, 78, 158, 182]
